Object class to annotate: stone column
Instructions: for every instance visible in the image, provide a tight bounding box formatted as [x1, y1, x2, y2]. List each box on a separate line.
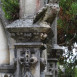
[0, 20, 10, 65]
[20, 0, 37, 18]
[51, 17, 57, 45]
[33, 48, 40, 77]
[20, 0, 45, 18]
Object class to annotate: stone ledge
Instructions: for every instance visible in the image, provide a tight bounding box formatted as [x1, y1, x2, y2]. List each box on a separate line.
[0, 65, 15, 73]
[14, 42, 43, 48]
[6, 19, 51, 33]
[45, 72, 53, 76]
[47, 58, 58, 61]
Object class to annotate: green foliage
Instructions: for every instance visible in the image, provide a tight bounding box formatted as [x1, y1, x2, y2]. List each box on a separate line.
[75, 68, 77, 77]
[58, 0, 77, 76]
[70, 2, 77, 17]
[58, 0, 77, 45]
[58, 59, 76, 77]
[58, 68, 64, 77]
[1, 0, 19, 20]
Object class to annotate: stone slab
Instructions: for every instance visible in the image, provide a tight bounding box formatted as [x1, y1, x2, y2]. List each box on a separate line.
[6, 19, 51, 33]
[14, 42, 43, 48]
[0, 65, 15, 73]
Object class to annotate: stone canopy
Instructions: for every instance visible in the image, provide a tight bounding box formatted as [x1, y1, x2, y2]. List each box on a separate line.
[6, 18, 51, 33]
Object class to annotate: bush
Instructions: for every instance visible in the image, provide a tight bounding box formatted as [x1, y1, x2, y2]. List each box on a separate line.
[1, 0, 19, 20]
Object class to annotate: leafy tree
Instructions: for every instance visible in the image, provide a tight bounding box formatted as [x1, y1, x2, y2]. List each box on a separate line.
[58, 46, 77, 77]
[58, 0, 77, 46]
[58, 0, 77, 77]
[75, 68, 77, 77]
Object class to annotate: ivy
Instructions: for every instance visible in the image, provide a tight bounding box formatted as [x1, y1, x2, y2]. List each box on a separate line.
[1, 0, 19, 20]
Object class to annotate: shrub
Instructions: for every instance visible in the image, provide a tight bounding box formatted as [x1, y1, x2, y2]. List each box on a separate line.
[1, 0, 19, 20]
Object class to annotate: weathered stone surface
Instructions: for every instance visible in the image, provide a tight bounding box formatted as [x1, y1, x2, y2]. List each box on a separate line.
[20, 0, 45, 18]
[6, 19, 51, 33]
[0, 0, 62, 77]
[0, 65, 15, 73]
[0, 73, 13, 77]
[14, 42, 43, 48]
[0, 19, 10, 65]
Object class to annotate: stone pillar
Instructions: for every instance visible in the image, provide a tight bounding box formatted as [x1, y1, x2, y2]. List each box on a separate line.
[0, 20, 10, 65]
[6, 0, 59, 77]
[51, 17, 57, 45]
[20, 0, 45, 18]
[20, 0, 37, 18]
[20, 0, 36, 18]
[32, 48, 40, 77]
[8, 38, 15, 65]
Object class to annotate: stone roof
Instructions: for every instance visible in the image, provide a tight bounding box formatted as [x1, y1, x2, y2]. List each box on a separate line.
[6, 18, 51, 33]
[6, 18, 50, 28]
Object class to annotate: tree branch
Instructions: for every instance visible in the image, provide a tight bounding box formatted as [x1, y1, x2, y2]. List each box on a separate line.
[59, 33, 76, 46]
